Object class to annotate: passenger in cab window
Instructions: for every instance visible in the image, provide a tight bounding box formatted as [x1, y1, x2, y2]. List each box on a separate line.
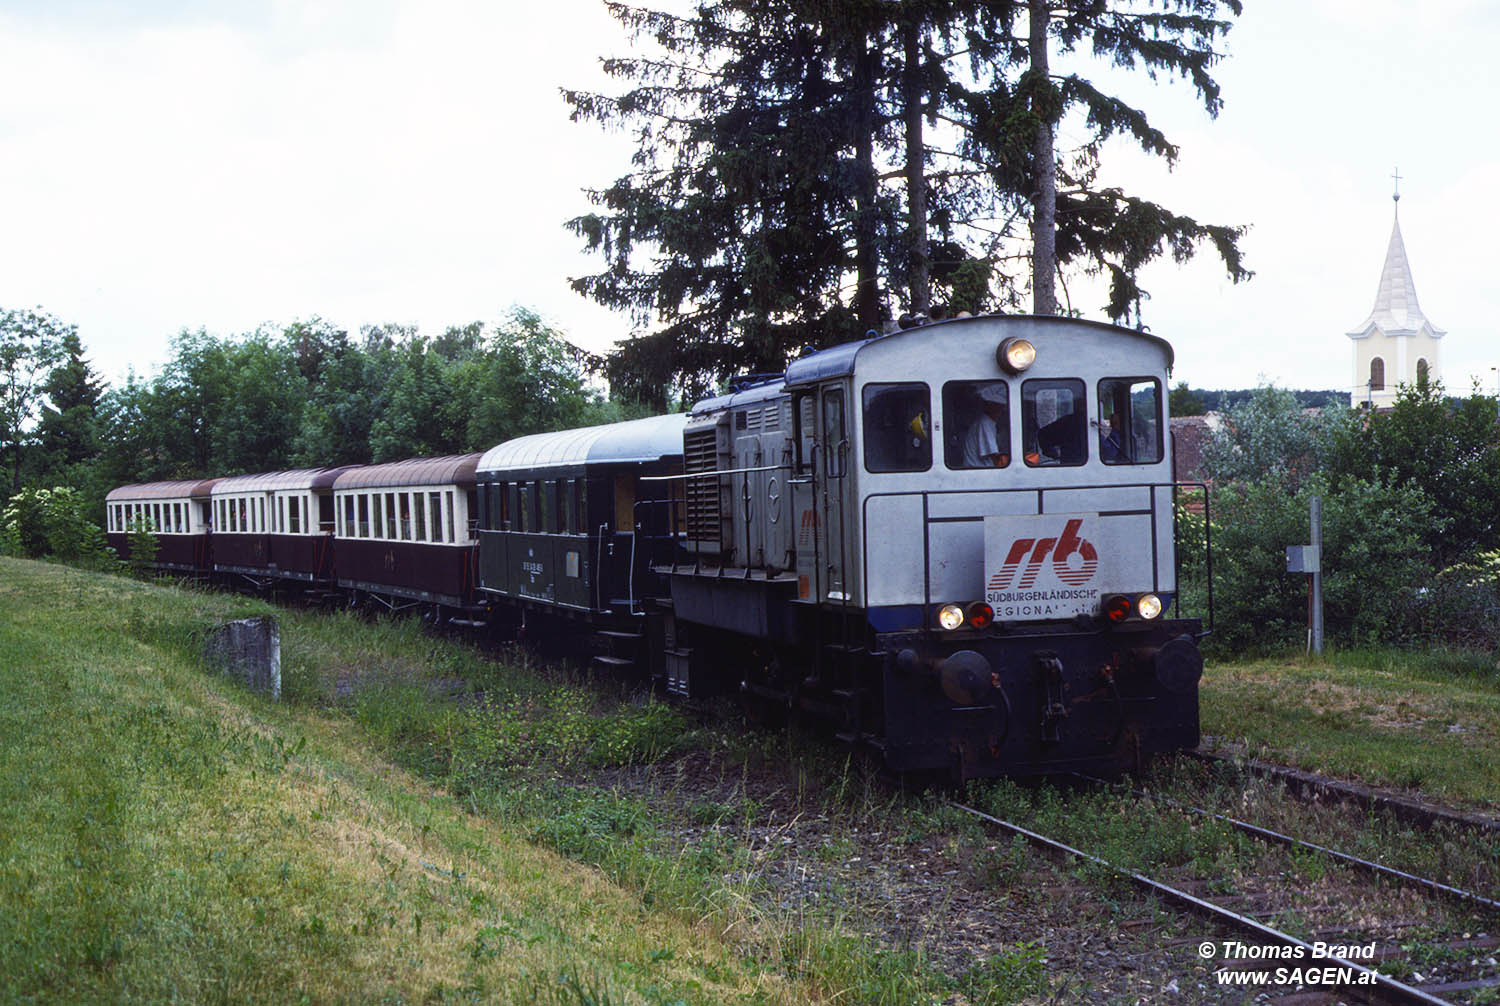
[962, 383, 1010, 468]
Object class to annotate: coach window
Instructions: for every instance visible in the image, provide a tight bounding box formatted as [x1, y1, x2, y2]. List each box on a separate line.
[1097, 378, 1163, 465]
[541, 480, 558, 533]
[517, 483, 532, 532]
[862, 383, 931, 473]
[289, 495, 301, 534]
[943, 380, 1012, 469]
[1022, 379, 1088, 467]
[446, 491, 457, 543]
[822, 388, 846, 478]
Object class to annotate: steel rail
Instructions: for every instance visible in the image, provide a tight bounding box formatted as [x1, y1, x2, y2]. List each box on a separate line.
[1073, 774, 1500, 918]
[1184, 750, 1500, 836]
[949, 801, 1451, 1006]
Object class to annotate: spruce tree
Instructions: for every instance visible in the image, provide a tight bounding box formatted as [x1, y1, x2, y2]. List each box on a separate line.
[569, 0, 1250, 399]
[39, 328, 104, 470]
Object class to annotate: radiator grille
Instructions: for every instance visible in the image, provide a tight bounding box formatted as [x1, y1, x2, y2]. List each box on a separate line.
[683, 427, 721, 544]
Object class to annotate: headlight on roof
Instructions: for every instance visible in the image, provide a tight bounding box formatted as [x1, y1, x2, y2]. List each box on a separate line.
[997, 337, 1036, 374]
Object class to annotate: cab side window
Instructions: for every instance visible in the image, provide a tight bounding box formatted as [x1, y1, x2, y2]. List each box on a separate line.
[943, 380, 1011, 469]
[1097, 378, 1163, 465]
[1022, 379, 1087, 467]
[861, 383, 931, 473]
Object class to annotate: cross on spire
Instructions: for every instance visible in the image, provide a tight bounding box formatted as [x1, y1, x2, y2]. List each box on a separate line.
[1392, 167, 1402, 203]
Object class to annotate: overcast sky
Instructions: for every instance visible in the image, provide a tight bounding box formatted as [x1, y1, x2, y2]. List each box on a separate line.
[1, 0, 1495, 401]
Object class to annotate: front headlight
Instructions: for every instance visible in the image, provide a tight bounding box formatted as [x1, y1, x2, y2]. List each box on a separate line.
[997, 337, 1036, 374]
[1137, 593, 1163, 620]
[937, 603, 966, 631]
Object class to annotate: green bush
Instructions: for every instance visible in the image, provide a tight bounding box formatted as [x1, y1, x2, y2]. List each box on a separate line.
[125, 514, 158, 577]
[0, 487, 114, 567]
[1206, 473, 1436, 652]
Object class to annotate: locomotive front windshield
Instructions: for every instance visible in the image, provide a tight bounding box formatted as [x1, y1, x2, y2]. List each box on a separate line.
[943, 380, 1011, 469]
[1097, 378, 1163, 465]
[1022, 379, 1087, 466]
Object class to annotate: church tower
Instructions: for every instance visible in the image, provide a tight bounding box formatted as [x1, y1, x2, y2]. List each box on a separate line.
[1346, 180, 1444, 408]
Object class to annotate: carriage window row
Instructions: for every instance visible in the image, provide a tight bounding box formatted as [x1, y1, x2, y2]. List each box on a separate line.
[336, 489, 463, 544]
[479, 478, 587, 535]
[212, 493, 318, 535]
[860, 377, 1164, 473]
[109, 501, 192, 534]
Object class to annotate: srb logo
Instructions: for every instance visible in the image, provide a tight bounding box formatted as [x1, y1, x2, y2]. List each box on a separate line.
[987, 518, 1098, 589]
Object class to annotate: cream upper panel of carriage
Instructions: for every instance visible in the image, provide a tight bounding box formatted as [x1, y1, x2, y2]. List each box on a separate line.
[850, 317, 1173, 487]
[331, 485, 473, 546]
[208, 491, 324, 537]
[330, 454, 480, 546]
[107, 498, 203, 535]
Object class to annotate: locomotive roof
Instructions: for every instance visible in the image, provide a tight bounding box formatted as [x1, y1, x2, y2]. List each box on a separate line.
[477, 413, 688, 474]
[687, 379, 787, 417]
[211, 466, 359, 494]
[106, 478, 222, 502]
[333, 454, 482, 491]
[783, 314, 1173, 388]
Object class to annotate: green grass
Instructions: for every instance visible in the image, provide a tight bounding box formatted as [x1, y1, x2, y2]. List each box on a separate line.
[1201, 647, 1500, 807]
[0, 557, 816, 1003]
[0, 557, 1060, 1005]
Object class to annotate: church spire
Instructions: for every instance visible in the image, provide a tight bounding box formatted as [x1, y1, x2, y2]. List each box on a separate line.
[1347, 199, 1443, 341]
[1346, 183, 1445, 408]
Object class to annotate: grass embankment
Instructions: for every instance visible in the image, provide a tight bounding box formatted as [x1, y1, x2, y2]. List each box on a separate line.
[1202, 648, 1500, 808]
[0, 557, 813, 1003]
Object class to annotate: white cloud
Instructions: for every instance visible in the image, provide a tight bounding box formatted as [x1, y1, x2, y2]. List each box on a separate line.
[0, 0, 1495, 403]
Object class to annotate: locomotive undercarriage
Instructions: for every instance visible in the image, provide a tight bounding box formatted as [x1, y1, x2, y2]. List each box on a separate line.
[656, 586, 1201, 781]
[878, 619, 1203, 780]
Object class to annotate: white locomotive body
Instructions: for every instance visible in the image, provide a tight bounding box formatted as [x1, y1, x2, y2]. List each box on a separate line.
[655, 314, 1202, 778]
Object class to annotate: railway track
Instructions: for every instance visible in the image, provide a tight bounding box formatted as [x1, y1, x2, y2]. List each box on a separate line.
[948, 760, 1500, 1005]
[1184, 749, 1500, 836]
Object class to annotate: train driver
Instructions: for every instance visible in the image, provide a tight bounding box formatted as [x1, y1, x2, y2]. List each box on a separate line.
[1100, 384, 1131, 463]
[962, 383, 1011, 467]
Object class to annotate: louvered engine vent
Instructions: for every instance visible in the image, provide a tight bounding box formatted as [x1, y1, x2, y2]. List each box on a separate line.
[683, 427, 721, 544]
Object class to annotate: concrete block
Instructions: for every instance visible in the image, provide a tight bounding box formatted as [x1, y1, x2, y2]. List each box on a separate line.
[202, 616, 281, 700]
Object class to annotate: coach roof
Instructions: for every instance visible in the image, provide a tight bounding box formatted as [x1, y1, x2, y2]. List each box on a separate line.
[106, 478, 221, 502]
[478, 413, 688, 474]
[212, 466, 359, 494]
[333, 454, 482, 491]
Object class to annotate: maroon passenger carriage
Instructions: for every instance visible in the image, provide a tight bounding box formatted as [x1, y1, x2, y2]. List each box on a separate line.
[209, 467, 356, 588]
[331, 454, 485, 620]
[105, 479, 221, 574]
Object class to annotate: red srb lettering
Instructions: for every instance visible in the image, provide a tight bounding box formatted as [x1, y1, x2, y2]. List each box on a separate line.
[987, 519, 1099, 590]
[1051, 519, 1099, 586]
